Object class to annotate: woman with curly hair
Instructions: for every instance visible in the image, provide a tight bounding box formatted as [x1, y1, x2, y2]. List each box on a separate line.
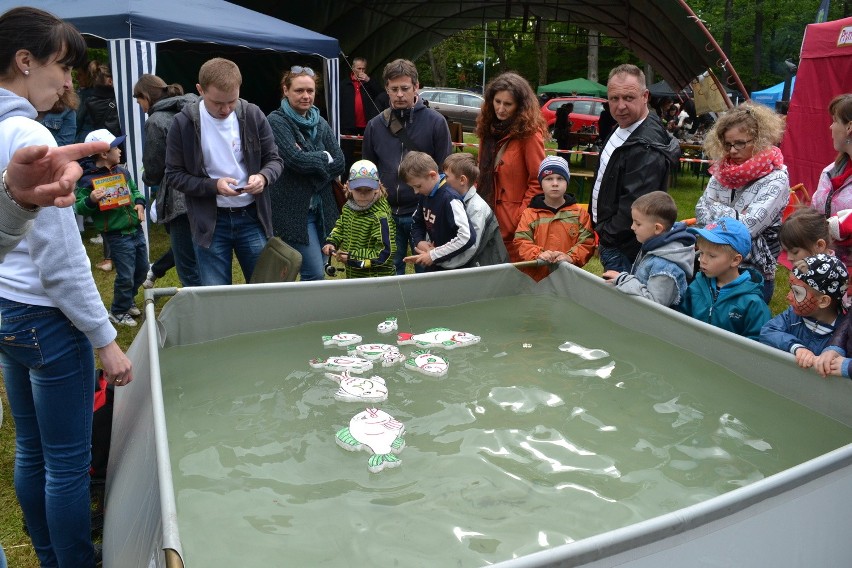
[696, 102, 789, 302]
[476, 72, 547, 262]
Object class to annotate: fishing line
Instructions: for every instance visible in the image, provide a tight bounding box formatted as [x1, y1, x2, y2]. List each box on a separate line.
[396, 277, 415, 334]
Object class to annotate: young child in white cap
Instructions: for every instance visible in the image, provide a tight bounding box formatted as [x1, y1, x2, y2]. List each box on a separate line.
[322, 159, 396, 278]
[514, 155, 596, 281]
[74, 129, 147, 326]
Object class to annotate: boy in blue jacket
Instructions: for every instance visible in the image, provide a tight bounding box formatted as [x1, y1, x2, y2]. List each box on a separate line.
[398, 151, 475, 271]
[680, 217, 770, 340]
[760, 253, 847, 368]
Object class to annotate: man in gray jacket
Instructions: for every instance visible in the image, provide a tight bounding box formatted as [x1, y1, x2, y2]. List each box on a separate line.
[166, 58, 283, 285]
[362, 59, 452, 274]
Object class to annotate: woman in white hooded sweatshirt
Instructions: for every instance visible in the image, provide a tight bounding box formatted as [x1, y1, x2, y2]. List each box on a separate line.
[0, 7, 132, 567]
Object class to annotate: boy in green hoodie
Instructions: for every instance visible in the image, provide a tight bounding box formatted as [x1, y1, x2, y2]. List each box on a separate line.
[74, 129, 147, 326]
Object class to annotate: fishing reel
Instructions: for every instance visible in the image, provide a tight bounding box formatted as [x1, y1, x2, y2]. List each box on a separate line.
[324, 251, 338, 277]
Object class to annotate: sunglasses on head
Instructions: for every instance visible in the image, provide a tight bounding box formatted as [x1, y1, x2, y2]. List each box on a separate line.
[291, 66, 315, 77]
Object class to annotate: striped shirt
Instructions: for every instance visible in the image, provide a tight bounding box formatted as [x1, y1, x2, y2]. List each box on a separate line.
[325, 197, 396, 278]
[591, 117, 645, 222]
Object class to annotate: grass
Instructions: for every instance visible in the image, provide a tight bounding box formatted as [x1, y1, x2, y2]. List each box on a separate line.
[0, 170, 791, 566]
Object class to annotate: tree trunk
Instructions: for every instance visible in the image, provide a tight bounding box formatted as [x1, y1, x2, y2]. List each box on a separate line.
[427, 48, 447, 87]
[534, 18, 548, 85]
[751, 0, 764, 92]
[489, 21, 508, 74]
[587, 29, 599, 83]
[723, 0, 733, 57]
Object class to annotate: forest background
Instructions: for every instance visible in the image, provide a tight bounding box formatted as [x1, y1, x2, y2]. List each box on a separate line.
[412, 0, 851, 95]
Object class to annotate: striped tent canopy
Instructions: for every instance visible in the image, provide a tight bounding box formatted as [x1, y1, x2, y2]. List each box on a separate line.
[28, 0, 340, 206]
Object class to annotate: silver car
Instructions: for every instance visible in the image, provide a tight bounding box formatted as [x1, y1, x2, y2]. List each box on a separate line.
[418, 87, 484, 131]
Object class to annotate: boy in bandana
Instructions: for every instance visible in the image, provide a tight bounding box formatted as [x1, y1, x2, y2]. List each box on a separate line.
[760, 254, 848, 370]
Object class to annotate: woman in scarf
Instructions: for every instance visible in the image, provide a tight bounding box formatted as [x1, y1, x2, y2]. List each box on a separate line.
[695, 102, 789, 303]
[267, 65, 345, 280]
[475, 72, 547, 262]
[810, 94, 852, 268]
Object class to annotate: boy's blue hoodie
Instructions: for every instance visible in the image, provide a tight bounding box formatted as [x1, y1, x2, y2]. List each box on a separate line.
[614, 221, 695, 307]
[679, 268, 771, 340]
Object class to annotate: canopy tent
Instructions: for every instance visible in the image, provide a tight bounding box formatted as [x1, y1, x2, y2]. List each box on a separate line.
[537, 78, 607, 97]
[238, 0, 748, 104]
[648, 80, 690, 99]
[781, 17, 852, 195]
[751, 78, 797, 107]
[29, 0, 340, 204]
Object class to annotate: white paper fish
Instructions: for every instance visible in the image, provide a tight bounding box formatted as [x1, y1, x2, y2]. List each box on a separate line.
[322, 332, 363, 348]
[336, 408, 405, 473]
[558, 341, 609, 360]
[377, 317, 398, 334]
[404, 349, 449, 377]
[397, 327, 480, 350]
[348, 343, 405, 367]
[325, 371, 388, 403]
[309, 356, 373, 374]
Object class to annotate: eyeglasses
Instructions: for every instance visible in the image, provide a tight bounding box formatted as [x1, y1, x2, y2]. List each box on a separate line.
[290, 66, 315, 77]
[723, 139, 754, 152]
[387, 86, 413, 94]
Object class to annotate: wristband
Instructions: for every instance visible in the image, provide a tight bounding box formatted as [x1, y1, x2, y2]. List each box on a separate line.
[2, 169, 39, 212]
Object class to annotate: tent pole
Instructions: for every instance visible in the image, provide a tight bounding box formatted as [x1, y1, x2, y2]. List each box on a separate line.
[676, 0, 749, 105]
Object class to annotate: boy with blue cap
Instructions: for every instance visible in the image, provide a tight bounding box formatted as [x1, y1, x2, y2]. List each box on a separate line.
[679, 217, 770, 340]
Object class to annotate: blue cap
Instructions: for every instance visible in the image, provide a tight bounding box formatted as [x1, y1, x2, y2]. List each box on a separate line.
[688, 217, 751, 257]
[538, 155, 570, 185]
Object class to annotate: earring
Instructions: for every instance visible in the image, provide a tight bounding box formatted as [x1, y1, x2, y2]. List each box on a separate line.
[23, 70, 29, 76]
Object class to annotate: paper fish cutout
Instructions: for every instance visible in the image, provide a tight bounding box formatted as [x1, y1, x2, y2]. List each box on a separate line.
[309, 356, 373, 374]
[336, 408, 405, 473]
[322, 332, 363, 348]
[397, 327, 480, 350]
[348, 343, 405, 367]
[404, 349, 449, 377]
[377, 317, 398, 334]
[558, 341, 610, 361]
[325, 371, 388, 403]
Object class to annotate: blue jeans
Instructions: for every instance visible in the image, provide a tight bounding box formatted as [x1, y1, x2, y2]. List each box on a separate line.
[289, 208, 325, 281]
[393, 213, 424, 275]
[0, 300, 96, 568]
[169, 214, 201, 287]
[194, 205, 267, 285]
[599, 245, 633, 273]
[762, 277, 775, 304]
[105, 226, 148, 315]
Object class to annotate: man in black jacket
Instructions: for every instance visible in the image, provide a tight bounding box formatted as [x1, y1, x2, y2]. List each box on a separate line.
[590, 64, 682, 272]
[339, 57, 384, 171]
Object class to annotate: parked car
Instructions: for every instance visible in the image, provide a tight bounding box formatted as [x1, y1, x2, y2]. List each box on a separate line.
[540, 96, 606, 135]
[418, 87, 484, 131]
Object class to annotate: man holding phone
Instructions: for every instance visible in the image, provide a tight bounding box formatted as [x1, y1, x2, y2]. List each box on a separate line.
[166, 57, 283, 285]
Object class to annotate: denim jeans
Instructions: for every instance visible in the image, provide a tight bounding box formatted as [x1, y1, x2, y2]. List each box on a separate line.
[598, 245, 633, 273]
[393, 213, 424, 275]
[0, 299, 96, 568]
[105, 226, 148, 315]
[194, 205, 267, 285]
[762, 277, 775, 304]
[289, 208, 325, 281]
[169, 214, 201, 287]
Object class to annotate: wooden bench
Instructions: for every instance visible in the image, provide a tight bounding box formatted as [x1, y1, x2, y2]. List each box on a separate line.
[570, 170, 596, 202]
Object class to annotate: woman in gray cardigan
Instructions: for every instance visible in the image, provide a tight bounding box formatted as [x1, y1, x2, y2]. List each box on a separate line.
[267, 66, 345, 280]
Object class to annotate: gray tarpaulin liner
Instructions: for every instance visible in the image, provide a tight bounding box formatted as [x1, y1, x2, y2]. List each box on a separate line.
[103, 263, 852, 567]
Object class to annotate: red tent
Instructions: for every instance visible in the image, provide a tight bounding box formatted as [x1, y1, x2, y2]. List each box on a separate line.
[782, 17, 852, 196]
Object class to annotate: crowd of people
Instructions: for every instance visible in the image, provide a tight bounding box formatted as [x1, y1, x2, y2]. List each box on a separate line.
[1, 4, 852, 567]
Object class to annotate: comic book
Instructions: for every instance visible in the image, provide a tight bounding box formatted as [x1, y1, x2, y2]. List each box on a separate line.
[92, 172, 131, 211]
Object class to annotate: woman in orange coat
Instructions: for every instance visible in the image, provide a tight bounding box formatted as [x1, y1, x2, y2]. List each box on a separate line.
[476, 72, 547, 262]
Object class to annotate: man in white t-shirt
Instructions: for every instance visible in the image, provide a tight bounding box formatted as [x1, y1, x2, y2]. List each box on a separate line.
[166, 58, 283, 285]
[590, 64, 682, 272]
